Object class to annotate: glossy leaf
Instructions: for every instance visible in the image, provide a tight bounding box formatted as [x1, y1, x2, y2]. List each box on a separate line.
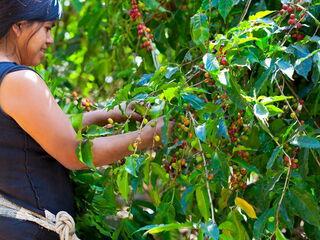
[254, 103, 269, 121]
[191, 13, 209, 45]
[203, 53, 219, 74]
[195, 123, 206, 142]
[76, 139, 95, 169]
[117, 169, 129, 201]
[290, 136, 320, 149]
[235, 197, 257, 219]
[218, 0, 234, 21]
[286, 187, 320, 227]
[196, 186, 210, 221]
[182, 93, 205, 110]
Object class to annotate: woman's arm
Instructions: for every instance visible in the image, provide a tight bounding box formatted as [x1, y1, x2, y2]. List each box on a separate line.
[0, 70, 165, 170]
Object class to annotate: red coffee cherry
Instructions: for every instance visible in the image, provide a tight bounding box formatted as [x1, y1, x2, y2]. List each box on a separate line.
[288, 18, 296, 25]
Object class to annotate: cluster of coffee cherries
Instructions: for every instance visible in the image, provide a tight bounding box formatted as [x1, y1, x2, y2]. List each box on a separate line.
[81, 98, 93, 111]
[228, 111, 245, 143]
[70, 91, 92, 112]
[177, 115, 191, 133]
[163, 154, 187, 179]
[283, 155, 299, 169]
[137, 23, 154, 51]
[129, 0, 141, 21]
[204, 72, 215, 87]
[215, 46, 228, 66]
[279, 2, 306, 41]
[129, 0, 155, 51]
[230, 166, 248, 190]
[283, 147, 300, 169]
[289, 99, 305, 121]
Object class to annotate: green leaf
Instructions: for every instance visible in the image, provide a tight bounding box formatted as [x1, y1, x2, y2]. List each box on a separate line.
[276, 59, 294, 80]
[220, 210, 250, 240]
[181, 186, 195, 214]
[182, 93, 205, 110]
[143, 0, 160, 8]
[266, 105, 284, 116]
[137, 73, 153, 86]
[275, 228, 287, 240]
[253, 208, 275, 239]
[69, 113, 83, 132]
[286, 187, 320, 227]
[151, 162, 169, 183]
[195, 123, 206, 142]
[295, 57, 313, 79]
[124, 155, 138, 177]
[267, 146, 283, 169]
[191, 13, 209, 45]
[163, 87, 179, 102]
[249, 10, 274, 20]
[85, 125, 112, 138]
[253, 66, 273, 95]
[71, 0, 83, 12]
[196, 186, 210, 221]
[165, 67, 179, 79]
[218, 69, 230, 86]
[203, 53, 219, 74]
[254, 103, 269, 121]
[211, 151, 230, 187]
[218, 0, 234, 21]
[136, 222, 193, 236]
[290, 136, 320, 149]
[259, 95, 293, 105]
[76, 139, 95, 169]
[117, 169, 130, 201]
[217, 118, 229, 139]
[200, 221, 219, 240]
[150, 100, 165, 118]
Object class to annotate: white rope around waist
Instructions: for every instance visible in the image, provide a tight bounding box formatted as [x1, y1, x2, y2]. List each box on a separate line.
[0, 194, 80, 240]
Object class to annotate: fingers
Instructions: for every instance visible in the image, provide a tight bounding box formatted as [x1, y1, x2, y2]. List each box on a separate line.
[130, 112, 143, 122]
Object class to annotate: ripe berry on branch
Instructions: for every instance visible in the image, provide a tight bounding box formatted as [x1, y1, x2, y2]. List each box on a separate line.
[287, 6, 294, 13]
[288, 18, 296, 25]
[220, 57, 228, 66]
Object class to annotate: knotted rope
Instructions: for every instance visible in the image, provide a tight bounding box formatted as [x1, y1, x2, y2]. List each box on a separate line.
[0, 194, 80, 240]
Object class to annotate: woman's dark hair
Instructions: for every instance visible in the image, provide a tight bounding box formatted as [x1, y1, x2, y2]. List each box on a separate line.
[0, 0, 62, 39]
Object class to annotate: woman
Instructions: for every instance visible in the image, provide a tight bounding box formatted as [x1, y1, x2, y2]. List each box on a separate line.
[0, 1, 169, 239]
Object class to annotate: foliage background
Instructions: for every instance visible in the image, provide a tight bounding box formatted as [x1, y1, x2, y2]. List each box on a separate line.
[38, 0, 320, 239]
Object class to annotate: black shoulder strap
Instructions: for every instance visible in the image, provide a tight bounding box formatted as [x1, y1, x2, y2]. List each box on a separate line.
[0, 63, 37, 83]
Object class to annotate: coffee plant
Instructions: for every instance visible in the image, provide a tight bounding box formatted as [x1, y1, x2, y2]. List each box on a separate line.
[40, 0, 320, 239]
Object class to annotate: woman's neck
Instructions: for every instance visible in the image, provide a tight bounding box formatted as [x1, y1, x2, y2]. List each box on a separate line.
[0, 40, 21, 64]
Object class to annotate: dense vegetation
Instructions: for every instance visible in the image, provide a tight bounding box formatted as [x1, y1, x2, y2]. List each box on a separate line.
[39, 0, 320, 239]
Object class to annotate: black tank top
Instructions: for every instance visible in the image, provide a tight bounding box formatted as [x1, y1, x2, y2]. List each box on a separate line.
[0, 62, 75, 218]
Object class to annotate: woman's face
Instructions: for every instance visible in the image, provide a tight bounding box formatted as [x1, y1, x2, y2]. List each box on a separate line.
[16, 21, 55, 66]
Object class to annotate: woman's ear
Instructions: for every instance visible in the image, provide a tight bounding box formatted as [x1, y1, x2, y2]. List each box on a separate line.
[11, 21, 28, 37]
[12, 23, 22, 37]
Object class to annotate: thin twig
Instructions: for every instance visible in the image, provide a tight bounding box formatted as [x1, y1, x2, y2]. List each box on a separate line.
[239, 0, 252, 23]
[275, 167, 291, 229]
[188, 112, 216, 225]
